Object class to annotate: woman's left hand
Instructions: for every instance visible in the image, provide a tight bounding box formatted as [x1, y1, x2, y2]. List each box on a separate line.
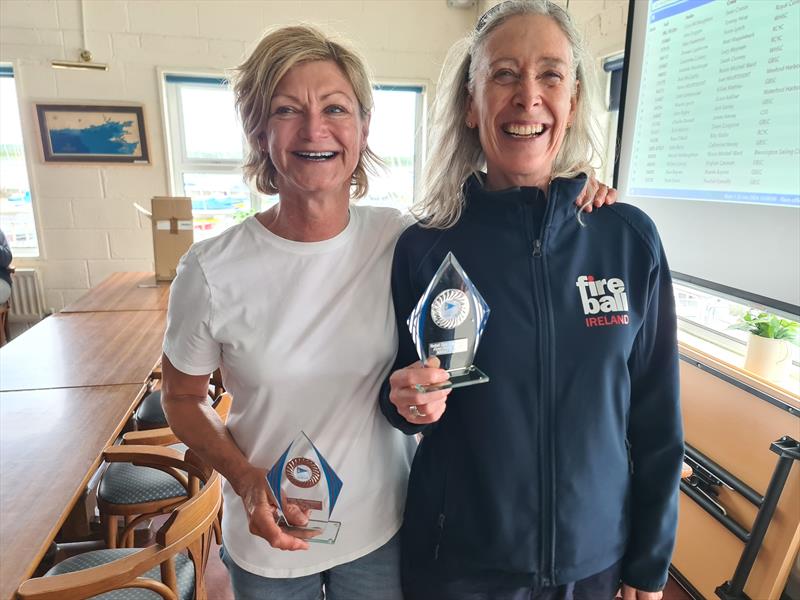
[619, 584, 662, 600]
[576, 177, 617, 213]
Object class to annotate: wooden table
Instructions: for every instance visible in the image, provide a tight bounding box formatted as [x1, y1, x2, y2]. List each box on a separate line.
[0, 385, 147, 600]
[0, 310, 165, 392]
[61, 272, 170, 313]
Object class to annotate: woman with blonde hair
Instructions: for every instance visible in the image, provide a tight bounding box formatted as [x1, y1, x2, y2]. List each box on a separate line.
[162, 25, 414, 599]
[382, 2, 683, 599]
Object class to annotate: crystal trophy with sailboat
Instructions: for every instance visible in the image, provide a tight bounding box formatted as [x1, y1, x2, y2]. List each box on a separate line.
[408, 252, 490, 391]
[266, 431, 343, 544]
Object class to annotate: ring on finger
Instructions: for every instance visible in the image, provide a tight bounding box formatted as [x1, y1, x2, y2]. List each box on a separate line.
[409, 404, 427, 418]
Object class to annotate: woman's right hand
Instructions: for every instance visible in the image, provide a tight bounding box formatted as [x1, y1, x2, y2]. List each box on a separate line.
[233, 465, 318, 551]
[389, 357, 452, 424]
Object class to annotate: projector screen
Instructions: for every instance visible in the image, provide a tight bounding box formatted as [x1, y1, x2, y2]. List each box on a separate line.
[616, 0, 800, 315]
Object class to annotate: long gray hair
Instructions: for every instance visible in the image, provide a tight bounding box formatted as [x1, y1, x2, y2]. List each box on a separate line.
[414, 0, 604, 228]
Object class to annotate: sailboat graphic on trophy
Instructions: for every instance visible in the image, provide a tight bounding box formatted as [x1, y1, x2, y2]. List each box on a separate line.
[266, 431, 343, 544]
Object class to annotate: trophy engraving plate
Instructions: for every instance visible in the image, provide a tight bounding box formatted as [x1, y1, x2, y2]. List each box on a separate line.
[408, 252, 490, 391]
[266, 431, 343, 544]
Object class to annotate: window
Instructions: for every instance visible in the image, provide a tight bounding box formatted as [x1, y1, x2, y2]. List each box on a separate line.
[164, 75, 425, 240]
[674, 280, 799, 395]
[602, 55, 624, 186]
[0, 65, 38, 256]
[163, 75, 255, 241]
[362, 85, 425, 211]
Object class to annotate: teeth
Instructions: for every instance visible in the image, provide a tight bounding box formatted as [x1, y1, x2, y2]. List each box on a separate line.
[296, 151, 335, 158]
[504, 124, 544, 136]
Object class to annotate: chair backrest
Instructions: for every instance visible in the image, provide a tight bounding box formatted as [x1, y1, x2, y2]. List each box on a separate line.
[0, 302, 9, 346]
[16, 455, 221, 600]
[122, 392, 233, 446]
[209, 369, 225, 400]
[210, 391, 232, 423]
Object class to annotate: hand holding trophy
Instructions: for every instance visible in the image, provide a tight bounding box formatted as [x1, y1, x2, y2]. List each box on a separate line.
[408, 252, 490, 392]
[266, 431, 344, 544]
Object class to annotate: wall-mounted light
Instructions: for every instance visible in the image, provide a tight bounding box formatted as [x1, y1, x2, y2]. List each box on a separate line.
[51, 1, 108, 71]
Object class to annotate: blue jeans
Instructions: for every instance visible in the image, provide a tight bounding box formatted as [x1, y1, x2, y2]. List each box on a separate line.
[220, 532, 402, 600]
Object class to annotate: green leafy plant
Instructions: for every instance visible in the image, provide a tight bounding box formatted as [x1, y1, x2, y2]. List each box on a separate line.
[233, 208, 258, 224]
[730, 311, 799, 344]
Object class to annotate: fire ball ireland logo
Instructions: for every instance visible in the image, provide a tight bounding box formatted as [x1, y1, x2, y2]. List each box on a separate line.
[285, 457, 321, 488]
[431, 289, 470, 329]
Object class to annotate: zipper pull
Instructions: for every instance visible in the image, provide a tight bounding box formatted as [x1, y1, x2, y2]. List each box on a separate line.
[533, 239, 542, 257]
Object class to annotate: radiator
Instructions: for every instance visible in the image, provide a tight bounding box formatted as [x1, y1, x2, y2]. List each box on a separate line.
[9, 268, 47, 322]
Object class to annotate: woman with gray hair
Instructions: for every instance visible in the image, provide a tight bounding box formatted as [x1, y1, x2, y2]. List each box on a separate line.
[381, 2, 683, 599]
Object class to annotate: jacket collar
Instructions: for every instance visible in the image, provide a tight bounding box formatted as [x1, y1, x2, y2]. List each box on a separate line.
[464, 172, 588, 229]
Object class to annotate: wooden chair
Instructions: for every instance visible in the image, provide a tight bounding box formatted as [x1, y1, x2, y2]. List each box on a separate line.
[134, 370, 225, 430]
[99, 393, 231, 549]
[0, 301, 9, 347]
[0, 265, 12, 346]
[17, 448, 221, 600]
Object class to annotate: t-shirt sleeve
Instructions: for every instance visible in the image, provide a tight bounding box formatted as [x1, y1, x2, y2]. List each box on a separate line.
[162, 249, 221, 376]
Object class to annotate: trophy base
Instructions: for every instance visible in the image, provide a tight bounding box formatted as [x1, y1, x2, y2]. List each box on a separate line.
[417, 366, 489, 392]
[280, 519, 341, 544]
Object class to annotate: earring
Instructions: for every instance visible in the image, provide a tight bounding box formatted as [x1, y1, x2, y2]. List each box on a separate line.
[466, 120, 474, 128]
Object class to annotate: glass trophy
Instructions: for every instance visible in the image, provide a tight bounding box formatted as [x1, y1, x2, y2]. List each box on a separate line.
[265, 431, 343, 544]
[408, 251, 490, 391]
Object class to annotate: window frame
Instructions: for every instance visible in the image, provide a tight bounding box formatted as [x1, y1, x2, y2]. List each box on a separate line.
[1, 61, 42, 259]
[371, 80, 427, 206]
[159, 70, 249, 200]
[673, 277, 800, 397]
[161, 71, 428, 214]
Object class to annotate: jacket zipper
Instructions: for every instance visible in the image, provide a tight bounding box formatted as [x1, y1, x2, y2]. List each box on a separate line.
[531, 186, 557, 587]
[434, 513, 446, 560]
[625, 438, 634, 474]
[433, 437, 450, 560]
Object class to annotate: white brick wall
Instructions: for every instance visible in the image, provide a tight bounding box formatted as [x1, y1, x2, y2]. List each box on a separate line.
[2, 0, 624, 312]
[87, 258, 154, 287]
[39, 260, 90, 290]
[0, 1, 60, 29]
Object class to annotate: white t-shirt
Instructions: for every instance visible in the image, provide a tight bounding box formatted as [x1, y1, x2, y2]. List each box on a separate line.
[163, 206, 417, 578]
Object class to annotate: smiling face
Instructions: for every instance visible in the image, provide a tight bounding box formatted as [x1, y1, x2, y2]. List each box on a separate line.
[467, 14, 578, 191]
[264, 60, 369, 200]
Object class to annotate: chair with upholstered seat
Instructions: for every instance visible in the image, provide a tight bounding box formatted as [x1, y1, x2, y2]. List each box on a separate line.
[134, 370, 225, 430]
[17, 448, 221, 600]
[99, 393, 231, 549]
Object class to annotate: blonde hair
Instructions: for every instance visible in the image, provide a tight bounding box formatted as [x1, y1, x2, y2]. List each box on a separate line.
[415, 0, 604, 228]
[230, 25, 381, 198]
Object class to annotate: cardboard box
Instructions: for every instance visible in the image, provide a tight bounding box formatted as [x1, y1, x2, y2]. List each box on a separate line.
[150, 196, 193, 281]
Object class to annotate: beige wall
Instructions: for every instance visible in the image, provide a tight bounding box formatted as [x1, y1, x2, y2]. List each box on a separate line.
[1, 0, 624, 311]
[479, 0, 628, 59]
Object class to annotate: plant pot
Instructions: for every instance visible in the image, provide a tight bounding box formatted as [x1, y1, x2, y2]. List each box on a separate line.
[743, 333, 791, 381]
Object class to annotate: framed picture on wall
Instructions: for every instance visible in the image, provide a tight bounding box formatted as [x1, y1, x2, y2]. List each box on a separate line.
[35, 104, 150, 163]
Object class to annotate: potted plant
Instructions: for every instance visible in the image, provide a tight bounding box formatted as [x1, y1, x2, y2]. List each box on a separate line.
[731, 311, 798, 381]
